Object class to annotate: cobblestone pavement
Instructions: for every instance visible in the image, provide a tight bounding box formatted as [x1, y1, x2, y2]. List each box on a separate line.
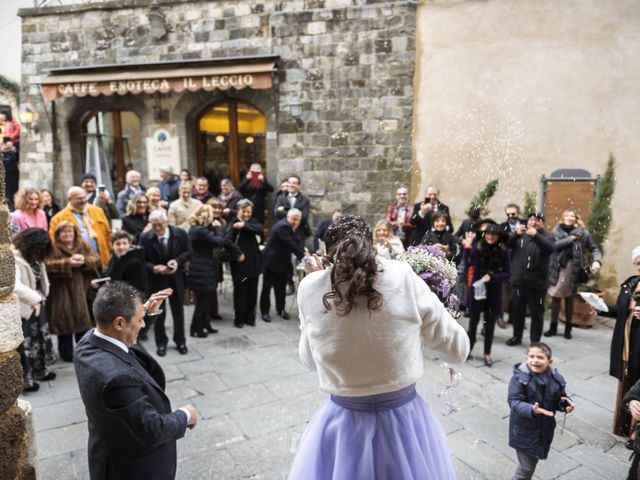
[24, 284, 629, 479]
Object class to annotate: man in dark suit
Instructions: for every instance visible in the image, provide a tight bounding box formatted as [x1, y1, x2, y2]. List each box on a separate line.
[410, 184, 453, 245]
[139, 209, 191, 356]
[74, 283, 197, 480]
[274, 175, 311, 240]
[260, 208, 305, 322]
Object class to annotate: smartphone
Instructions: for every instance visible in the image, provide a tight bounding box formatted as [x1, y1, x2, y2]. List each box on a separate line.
[93, 276, 111, 284]
[165, 264, 176, 271]
[251, 171, 260, 180]
[97, 184, 106, 193]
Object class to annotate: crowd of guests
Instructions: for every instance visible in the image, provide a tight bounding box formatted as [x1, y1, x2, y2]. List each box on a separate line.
[10, 164, 312, 391]
[380, 184, 603, 369]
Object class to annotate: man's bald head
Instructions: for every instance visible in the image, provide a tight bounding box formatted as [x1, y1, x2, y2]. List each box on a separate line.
[68, 187, 88, 211]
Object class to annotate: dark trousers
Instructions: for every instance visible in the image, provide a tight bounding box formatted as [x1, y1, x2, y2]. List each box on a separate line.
[233, 276, 258, 325]
[510, 286, 546, 343]
[550, 296, 574, 334]
[467, 299, 497, 355]
[58, 330, 89, 361]
[191, 292, 211, 334]
[154, 287, 185, 347]
[208, 290, 220, 317]
[260, 269, 287, 315]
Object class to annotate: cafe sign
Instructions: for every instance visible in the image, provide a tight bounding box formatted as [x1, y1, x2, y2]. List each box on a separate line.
[41, 62, 275, 101]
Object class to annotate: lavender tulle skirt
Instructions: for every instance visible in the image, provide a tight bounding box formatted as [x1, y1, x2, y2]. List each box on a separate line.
[289, 384, 456, 480]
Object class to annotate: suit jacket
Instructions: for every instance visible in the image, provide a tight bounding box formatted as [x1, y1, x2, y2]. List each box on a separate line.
[138, 226, 191, 296]
[274, 192, 311, 238]
[74, 331, 188, 480]
[261, 218, 305, 274]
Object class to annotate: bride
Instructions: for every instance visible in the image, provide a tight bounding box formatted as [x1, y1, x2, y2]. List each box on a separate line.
[290, 216, 469, 480]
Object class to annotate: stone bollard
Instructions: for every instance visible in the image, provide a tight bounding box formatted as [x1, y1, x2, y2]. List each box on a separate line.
[0, 158, 37, 479]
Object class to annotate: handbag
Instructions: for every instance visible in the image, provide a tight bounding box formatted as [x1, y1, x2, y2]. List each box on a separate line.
[577, 265, 591, 284]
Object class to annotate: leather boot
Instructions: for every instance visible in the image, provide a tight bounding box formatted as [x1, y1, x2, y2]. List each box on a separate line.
[544, 322, 557, 337]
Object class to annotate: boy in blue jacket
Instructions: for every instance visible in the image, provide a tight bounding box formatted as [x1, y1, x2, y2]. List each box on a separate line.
[508, 342, 575, 479]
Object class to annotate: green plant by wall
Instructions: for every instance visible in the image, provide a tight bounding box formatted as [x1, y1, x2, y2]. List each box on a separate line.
[0, 75, 19, 103]
[523, 191, 537, 215]
[469, 179, 499, 216]
[586, 153, 616, 254]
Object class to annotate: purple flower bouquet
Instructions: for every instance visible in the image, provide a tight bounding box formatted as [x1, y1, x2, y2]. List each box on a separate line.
[399, 245, 460, 317]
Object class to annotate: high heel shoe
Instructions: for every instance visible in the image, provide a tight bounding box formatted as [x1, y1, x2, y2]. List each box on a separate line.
[483, 355, 493, 367]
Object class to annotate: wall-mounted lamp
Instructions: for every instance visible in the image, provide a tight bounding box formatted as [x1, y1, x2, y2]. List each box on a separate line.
[245, 135, 255, 144]
[289, 97, 304, 128]
[215, 135, 225, 143]
[19, 105, 39, 134]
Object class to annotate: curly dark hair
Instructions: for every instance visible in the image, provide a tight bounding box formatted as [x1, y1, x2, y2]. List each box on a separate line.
[13, 227, 52, 262]
[322, 216, 383, 316]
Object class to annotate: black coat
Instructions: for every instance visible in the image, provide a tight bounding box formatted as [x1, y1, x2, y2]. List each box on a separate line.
[122, 214, 149, 243]
[238, 178, 274, 224]
[187, 225, 239, 293]
[105, 246, 148, 298]
[548, 225, 602, 294]
[420, 229, 458, 259]
[313, 218, 333, 252]
[274, 192, 312, 238]
[410, 201, 453, 245]
[219, 191, 244, 223]
[74, 332, 188, 480]
[261, 218, 305, 274]
[226, 217, 262, 279]
[139, 226, 191, 295]
[608, 276, 640, 381]
[508, 362, 568, 460]
[507, 229, 556, 290]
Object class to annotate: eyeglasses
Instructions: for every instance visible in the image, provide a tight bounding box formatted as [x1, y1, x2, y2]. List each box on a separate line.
[506, 213, 518, 217]
[151, 223, 165, 228]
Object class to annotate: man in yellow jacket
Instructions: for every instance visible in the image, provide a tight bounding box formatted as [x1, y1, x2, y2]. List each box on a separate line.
[49, 186, 112, 268]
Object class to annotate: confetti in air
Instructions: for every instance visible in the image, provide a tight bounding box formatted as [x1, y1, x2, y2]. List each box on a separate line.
[438, 363, 462, 417]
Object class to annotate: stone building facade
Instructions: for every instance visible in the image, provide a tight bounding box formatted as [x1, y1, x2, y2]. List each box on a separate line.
[18, 0, 417, 225]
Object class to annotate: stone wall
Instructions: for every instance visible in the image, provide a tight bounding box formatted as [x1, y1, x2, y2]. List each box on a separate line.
[0, 161, 37, 479]
[19, 0, 417, 225]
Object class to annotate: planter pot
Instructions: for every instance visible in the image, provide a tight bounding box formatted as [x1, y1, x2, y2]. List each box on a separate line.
[558, 291, 603, 328]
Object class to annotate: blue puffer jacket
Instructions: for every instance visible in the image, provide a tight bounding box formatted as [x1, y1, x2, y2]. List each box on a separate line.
[508, 362, 568, 459]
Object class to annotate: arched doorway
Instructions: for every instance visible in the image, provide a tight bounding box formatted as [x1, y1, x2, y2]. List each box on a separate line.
[81, 110, 143, 192]
[196, 99, 266, 194]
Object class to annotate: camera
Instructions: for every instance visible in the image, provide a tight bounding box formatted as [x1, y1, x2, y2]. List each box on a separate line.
[633, 292, 640, 303]
[559, 398, 572, 410]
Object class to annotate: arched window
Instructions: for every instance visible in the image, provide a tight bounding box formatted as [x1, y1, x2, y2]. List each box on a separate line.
[197, 99, 266, 192]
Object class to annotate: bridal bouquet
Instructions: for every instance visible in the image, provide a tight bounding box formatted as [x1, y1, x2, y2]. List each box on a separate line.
[399, 245, 460, 316]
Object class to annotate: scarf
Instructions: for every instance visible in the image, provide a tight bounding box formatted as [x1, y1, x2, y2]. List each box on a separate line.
[558, 224, 576, 268]
[476, 240, 502, 277]
[70, 205, 98, 241]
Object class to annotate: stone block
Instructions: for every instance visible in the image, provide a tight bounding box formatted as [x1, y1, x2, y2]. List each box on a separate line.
[17, 399, 37, 480]
[0, 294, 22, 354]
[0, 243, 16, 297]
[0, 351, 22, 414]
[0, 206, 11, 244]
[0, 403, 27, 480]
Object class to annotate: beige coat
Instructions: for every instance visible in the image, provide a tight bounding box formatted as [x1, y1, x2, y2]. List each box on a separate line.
[167, 197, 202, 231]
[13, 248, 50, 319]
